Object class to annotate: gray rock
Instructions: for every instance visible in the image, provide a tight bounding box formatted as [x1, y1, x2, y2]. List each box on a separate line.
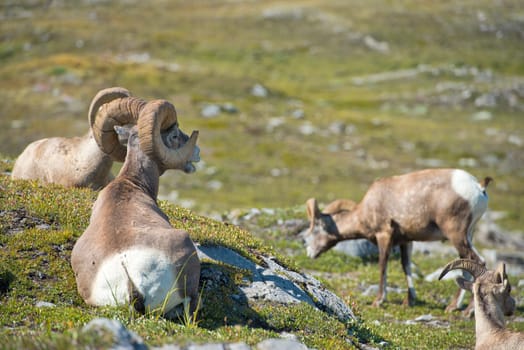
[475, 217, 524, 251]
[35, 301, 56, 308]
[256, 339, 308, 350]
[363, 35, 389, 53]
[82, 318, 147, 350]
[412, 241, 456, 257]
[251, 84, 268, 97]
[362, 284, 405, 297]
[221, 103, 238, 114]
[187, 344, 226, 350]
[198, 245, 314, 306]
[201, 104, 222, 118]
[415, 158, 445, 167]
[227, 343, 251, 350]
[291, 109, 305, 119]
[196, 245, 356, 323]
[425, 268, 463, 282]
[471, 110, 493, 121]
[475, 93, 497, 107]
[152, 345, 182, 350]
[333, 239, 378, 259]
[298, 122, 316, 135]
[405, 314, 449, 328]
[262, 256, 356, 322]
[482, 249, 524, 276]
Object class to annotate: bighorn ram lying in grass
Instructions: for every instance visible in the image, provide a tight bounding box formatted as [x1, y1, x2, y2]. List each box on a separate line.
[11, 87, 146, 190]
[439, 259, 523, 350]
[71, 99, 201, 317]
[303, 168, 491, 309]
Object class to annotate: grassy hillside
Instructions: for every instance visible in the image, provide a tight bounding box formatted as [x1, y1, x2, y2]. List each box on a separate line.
[2, 158, 524, 349]
[1, 0, 523, 229]
[1, 1, 524, 349]
[0, 170, 364, 349]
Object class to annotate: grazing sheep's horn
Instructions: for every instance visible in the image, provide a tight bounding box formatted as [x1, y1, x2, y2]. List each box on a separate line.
[137, 100, 199, 169]
[89, 87, 147, 161]
[438, 259, 487, 281]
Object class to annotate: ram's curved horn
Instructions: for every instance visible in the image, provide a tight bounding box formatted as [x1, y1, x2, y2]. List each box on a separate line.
[89, 87, 147, 161]
[438, 259, 487, 281]
[137, 99, 199, 170]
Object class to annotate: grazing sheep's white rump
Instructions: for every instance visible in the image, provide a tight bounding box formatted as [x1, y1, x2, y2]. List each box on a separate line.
[451, 169, 489, 262]
[451, 169, 488, 219]
[89, 247, 184, 312]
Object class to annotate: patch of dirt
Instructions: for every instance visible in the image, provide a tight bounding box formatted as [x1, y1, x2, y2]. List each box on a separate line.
[0, 208, 58, 235]
[0, 269, 15, 295]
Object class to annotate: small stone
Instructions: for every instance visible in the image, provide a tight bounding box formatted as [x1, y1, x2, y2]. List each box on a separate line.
[82, 318, 147, 350]
[201, 104, 221, 118]
[472, 110, 493, 121]
[221, 103, 238, 114]
[251, 84, 268, 97]
[187, 344, 225, 350]
[36, 301, 56, 308]
[206, 180, 223, 191]
[256, 338, 308, 350]
[291, 109, 305, 119]
[298, 122, 316, 135]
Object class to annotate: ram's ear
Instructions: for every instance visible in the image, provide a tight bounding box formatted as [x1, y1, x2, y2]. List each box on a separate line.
[114, 124, 134, 146]
[306, 198, 321, 220]
[456, 276, 473, 292]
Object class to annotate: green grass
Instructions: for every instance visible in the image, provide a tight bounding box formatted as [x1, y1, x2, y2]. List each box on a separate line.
[240, 203, 524, 349]
[1, 0, 524, 348]
[0, 174, 369, 349]
[5, 161, 522, 349]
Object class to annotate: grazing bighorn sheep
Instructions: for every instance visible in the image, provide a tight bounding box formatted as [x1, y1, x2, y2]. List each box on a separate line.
[439, 259, 523, 350]
[11, 87, 146, 190]
[303, 168, 491, 309]
[71, 99, 201, 317]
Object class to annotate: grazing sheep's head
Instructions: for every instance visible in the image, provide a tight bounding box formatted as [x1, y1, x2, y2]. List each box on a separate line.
[302, 198, 342, 259]
[137, 99, 200, 174]
[439, 259, 516, 317]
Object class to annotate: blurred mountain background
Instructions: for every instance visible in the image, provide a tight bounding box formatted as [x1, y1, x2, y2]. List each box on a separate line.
[1, 0, 523, 232]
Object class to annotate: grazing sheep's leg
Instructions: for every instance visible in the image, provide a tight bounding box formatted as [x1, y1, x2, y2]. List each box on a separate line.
[400, 242, 416, 306]
[372, 232, 393, 307]
[445, 224, 483, 312]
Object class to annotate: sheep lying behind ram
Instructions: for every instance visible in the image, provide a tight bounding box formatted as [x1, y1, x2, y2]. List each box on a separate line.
[303, 168, 491, 310]
[11, 87, 145, 190]
[71, 99, 201, 317]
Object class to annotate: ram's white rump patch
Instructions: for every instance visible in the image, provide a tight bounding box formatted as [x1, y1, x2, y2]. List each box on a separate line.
[89, 247, 184, 313]
[451, 169, 489, 261]
[451, 169, 488, 219]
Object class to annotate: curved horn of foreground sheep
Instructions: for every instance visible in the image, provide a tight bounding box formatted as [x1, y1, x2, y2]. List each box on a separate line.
[137, 99, 199, 169]
[438, 259, 487, 281]
[89, 87, 147, 161]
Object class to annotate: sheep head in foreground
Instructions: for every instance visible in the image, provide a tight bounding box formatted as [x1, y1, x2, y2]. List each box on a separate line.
[439, 259, 523, 350]
[11, 87, 146, 190]
[303, 168, 491, 309]
[71, 99, 201, 317]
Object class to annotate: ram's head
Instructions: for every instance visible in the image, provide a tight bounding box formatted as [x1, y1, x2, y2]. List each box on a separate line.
[137, 99, 200, 174]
